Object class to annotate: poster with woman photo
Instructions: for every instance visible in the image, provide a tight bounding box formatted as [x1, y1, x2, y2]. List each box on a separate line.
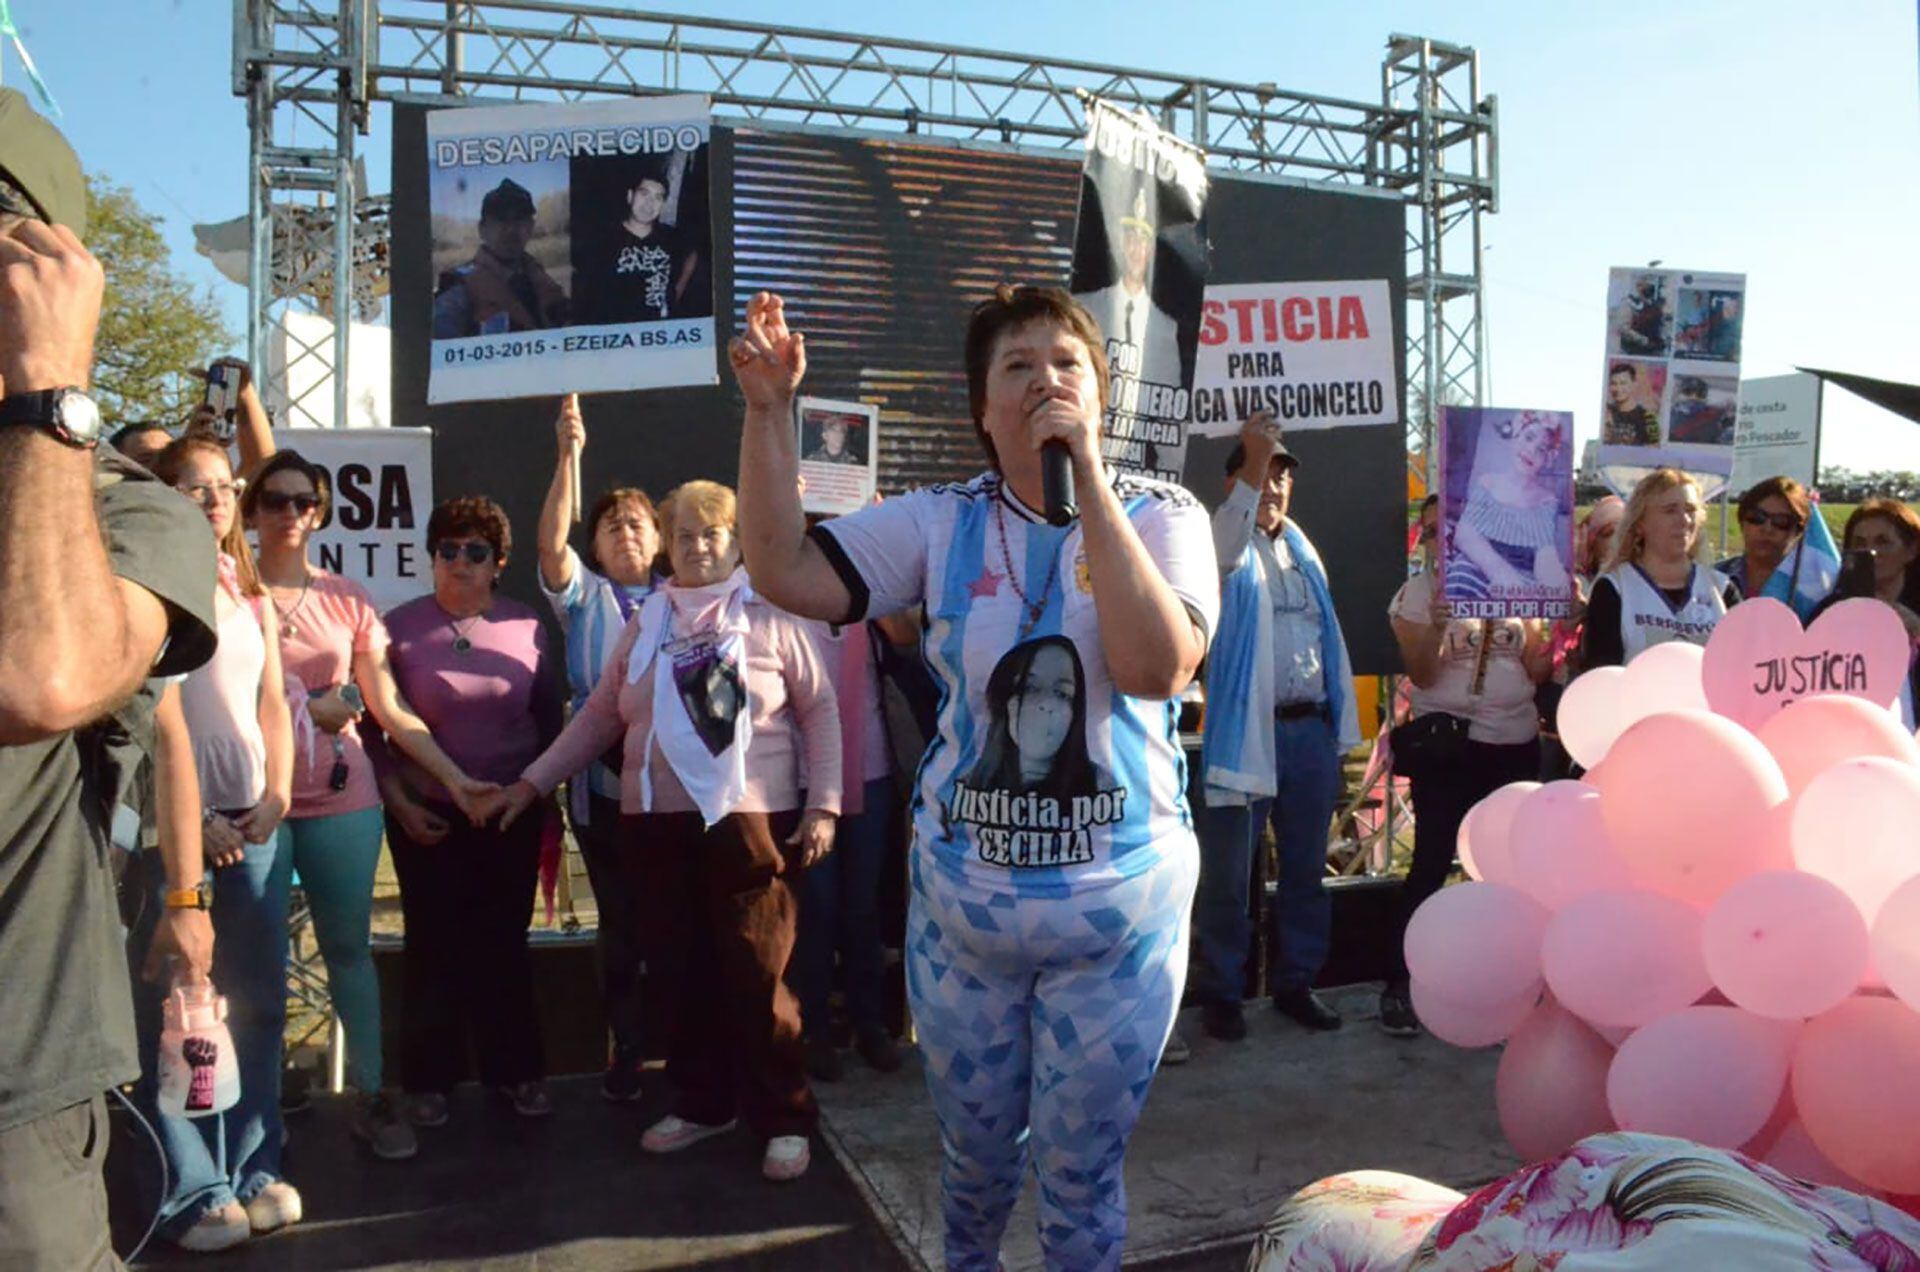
[796, 396, 879, 517]
[425, 93, 716, 403]
[1438, 407, 1575, 620]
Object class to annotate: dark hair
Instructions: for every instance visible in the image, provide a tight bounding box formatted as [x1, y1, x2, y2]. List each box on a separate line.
[963, 636, 1103, 804]
[243, 448, 332, 525]
[1736, 477, 1810, 531]
[1610, 363, 1637, 381]
[153, 437, 263, 598]
[585, 486, 662, 574]
[427, 496, 512, 568]
[963, 285, 1110, 468]
[1843, 499, 1920, 554]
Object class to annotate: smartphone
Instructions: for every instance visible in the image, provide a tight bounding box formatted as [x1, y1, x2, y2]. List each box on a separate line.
[338, 683, 365, 714]
[1839, 549, 1877, 599]
[203, 361, 241, 441]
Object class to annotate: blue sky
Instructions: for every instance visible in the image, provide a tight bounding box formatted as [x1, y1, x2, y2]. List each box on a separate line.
[8, 0, 1918, 471]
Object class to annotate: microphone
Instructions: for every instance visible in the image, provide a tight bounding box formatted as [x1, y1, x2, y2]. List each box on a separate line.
[1041, 441, 1077, 527]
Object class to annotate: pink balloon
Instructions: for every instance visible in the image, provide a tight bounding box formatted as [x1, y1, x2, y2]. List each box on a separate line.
[1766, 1119, 1883, 1195]
[1871, 876, 1920, 1014]
[1606, 1007, 1796, 1149]
[1404, 882, 1549, 1008]
[1410, 976, 1541, 1048]
[1456, 782, 1541, 884]
[1506, 781, 1636, 911]
[1743, 1085, 1796, 1158]
[1622, 640, 1711, 715]
[1755, 693, 1920, 797]
[1541, 889, 1712, 1028]
[1793, 758, 1920, 926]
[1703, 871, 1870, 1020]
[1597, 711, 1788, 904]
[1558, 666, 1632, 769]
[1703, 595, 1911, 732]
[1495, 996, 1616, 1161]
[1792, 995, 1920, 1193]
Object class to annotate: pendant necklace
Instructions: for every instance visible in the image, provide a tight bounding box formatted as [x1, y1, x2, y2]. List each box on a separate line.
[993, 494, 1060, 641]
[448, 612, 483, 654]
[271, 571, 314, 639]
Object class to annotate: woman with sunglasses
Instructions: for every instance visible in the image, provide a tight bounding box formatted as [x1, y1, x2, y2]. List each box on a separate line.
[134, 438, 299, 1248]
[379, 497, 563, 1123]
[243, 450, 493, 1162]
[1716, 477, 1821, 620]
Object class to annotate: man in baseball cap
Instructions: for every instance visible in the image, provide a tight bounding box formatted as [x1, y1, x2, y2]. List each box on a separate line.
[0, 87, 221, 1266]
[431, 176, 570, 337]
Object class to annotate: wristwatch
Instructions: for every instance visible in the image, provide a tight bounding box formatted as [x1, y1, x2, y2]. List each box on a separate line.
[164, 881, 214, 911]
[0, 388, 102, 448]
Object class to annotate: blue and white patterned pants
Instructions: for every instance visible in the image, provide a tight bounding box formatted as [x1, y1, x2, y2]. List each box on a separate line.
[906, 850, 1198, 1271]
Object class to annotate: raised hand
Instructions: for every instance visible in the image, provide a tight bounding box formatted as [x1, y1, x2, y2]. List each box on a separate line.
[0, 217, 103, 395]
[555, 392, 585, 459]
[1238, 410, 1282, 472]
[728, 291, 807, 409]
[787, 808, 837, 869]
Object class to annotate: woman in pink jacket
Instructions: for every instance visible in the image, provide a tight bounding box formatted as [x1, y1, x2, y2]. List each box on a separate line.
[486, 480, 840, 1183]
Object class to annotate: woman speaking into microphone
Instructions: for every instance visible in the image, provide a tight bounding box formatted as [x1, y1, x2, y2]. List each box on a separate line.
[731, 287, 1218, 1271]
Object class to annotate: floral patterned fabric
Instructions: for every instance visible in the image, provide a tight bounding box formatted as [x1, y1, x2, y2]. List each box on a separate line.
[1250, 1133, 1920, 1272]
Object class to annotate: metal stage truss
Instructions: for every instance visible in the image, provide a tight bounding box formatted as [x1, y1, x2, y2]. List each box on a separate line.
[237, 3, 1496, 471]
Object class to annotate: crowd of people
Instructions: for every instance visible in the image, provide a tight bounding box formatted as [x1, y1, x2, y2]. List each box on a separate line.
[4, 88, 1918, 1271]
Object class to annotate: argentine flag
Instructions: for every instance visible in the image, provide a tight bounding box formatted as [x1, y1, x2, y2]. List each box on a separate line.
[1763, 501, 1841, 621]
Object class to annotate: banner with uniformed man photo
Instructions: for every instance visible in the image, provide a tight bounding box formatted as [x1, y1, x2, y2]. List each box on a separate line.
[1068, 97, 1209, 483]
[425, 93, 717, 404]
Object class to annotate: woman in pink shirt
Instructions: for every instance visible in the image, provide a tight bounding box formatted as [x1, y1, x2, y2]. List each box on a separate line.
[488, 480, 841, 1182]
[243, 450, 494, 1163]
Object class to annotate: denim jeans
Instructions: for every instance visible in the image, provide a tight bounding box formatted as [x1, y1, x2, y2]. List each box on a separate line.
[1191, 714, 1341, 1003]
[790, 777, 898, 1035]
[130, 827, 293, 1236]
[286, 806, 387, 1092]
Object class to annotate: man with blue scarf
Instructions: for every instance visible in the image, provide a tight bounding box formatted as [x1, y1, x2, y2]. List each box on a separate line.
[1192, 414, 1360, 1042]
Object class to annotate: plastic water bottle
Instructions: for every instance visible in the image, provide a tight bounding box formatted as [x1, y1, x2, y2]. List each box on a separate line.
[156, 980, 240, 1119]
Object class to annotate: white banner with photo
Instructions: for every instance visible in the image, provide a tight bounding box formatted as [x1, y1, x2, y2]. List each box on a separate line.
[273, 428, 434, 613]
[796, 397, 879, 517]
[1595, 266, 1746, 495]
[1188, 279, 1398, 436]
[425, 94, 716, 404]
[1730, 372, 1821, 494]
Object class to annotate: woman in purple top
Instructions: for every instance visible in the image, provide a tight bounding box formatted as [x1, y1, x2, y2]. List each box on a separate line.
[378, 496, 563, 1123]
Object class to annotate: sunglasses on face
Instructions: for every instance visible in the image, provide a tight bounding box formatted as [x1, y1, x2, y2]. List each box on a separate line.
[258, 490, 320, 514]
[434, 541, 495, 565]
[1742, 510, 1802, 533]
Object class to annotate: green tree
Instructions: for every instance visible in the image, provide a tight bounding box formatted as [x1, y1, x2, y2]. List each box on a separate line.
[86, 174, 232, 428]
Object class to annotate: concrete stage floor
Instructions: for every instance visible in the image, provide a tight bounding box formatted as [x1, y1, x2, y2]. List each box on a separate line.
[109, 985, 1513, 1270]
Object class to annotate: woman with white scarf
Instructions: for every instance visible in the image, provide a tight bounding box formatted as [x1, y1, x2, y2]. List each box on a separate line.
[487, 480, 841, 1183]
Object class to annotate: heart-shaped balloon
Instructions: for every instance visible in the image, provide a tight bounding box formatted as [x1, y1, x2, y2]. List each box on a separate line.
[1701, 596, 1910, 732]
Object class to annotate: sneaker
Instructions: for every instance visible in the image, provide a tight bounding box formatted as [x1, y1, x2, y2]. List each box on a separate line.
[1272, 986, 1343, 1031]
[642, 1113, 739, 1154]
[499, 1079, 553, 1118]
[352, 1092, 420, 1160]
[1379, 984, 1422, 1038]
[174, 1201, 250, 1252]
[244, 1180, 303, 1234]
[804, 1033, 844, 1083]
[601, 1047, 645, 1102]
[1160, 1028, 1192, 1065]
[854, 1025, 903, 1074]
[404, 1091, 449, 1129]
[1201, 1001, 1248, 1042]
[762, 1134, 811, 1181]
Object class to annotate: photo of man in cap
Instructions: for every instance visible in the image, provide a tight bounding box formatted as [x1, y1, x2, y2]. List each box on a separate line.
[431, 177, 570, 338]
[1071, 186, 1185, 390]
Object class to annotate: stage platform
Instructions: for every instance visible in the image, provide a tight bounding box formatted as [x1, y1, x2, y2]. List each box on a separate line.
[109, 984, 1513, 1269]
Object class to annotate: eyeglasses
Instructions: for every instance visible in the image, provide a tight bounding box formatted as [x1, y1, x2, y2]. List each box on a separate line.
[258, 490, 320, 515]
[435, 541, 495, 565]
[176, 479, 245, 505]
[1742, 510, 1803, 533]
